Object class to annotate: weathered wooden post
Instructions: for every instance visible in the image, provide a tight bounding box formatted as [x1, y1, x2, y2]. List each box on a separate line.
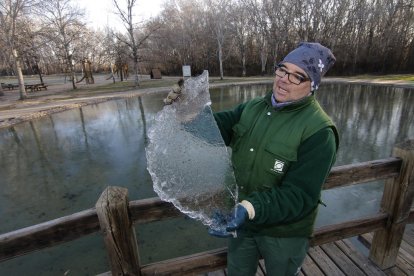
[370, 140, 414, 269]
[96, 186, 141, 275]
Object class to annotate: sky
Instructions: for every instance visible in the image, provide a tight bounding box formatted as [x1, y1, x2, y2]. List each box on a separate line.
[74, 0, 165, 31]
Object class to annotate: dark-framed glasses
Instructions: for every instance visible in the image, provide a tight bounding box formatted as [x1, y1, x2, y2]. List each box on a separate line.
[275, 65, 310, 85]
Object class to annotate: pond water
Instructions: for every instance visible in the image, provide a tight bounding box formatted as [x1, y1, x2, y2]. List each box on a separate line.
[1, 82, 414, 274]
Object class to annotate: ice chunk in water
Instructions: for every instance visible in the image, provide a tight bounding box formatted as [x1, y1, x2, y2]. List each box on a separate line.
[146, 71, 238, 232]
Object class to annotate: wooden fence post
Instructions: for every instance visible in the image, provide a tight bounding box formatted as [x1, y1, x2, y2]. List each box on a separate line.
[96, 186, 141, 275]
[369, 140, 414, 269]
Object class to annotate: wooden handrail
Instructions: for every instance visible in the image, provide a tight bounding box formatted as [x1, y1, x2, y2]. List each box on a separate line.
[129, 197, 182, 224]
[137, 211, 408, 276]
[140, 247, 228, 276]
[324, 157, 402, 189]
[311, 212, 389, 246]
[370, 140, 414, 269]
[0, 156, 409, 268]
[0, 208, 99, 261]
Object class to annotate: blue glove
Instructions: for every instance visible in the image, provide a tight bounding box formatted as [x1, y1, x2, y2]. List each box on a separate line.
[207, 210, 234, 238]
[226, 204, 248, 232]
[208, 228, 235, 238]
[207, 204, 248, 238]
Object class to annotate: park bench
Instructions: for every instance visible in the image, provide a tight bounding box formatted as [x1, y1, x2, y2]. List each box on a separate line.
[1, 83, 19, 90]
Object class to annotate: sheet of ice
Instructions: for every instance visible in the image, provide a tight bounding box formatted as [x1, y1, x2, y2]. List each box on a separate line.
[146, 71, 238, 232]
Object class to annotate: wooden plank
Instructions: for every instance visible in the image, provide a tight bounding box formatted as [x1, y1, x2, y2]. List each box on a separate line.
[324, 157, 401, 189]
[0, 208, 99, 262]
[0, 205, 390, 264]
[383, 266, 409, 276]
[320, 242, 365, 275]
[399, 235, 414, 258]
[311, 212, 388, 246]
[307, 246, 345, 275]
[395, 253, 414, 275]
[403, 224, 414, 246]
[129, 197, 182, 224]
[335, 239, 385, 275]
[96, 186, 141, 275]
[301, 255, 325, 275]
[0, 197, 178, 262]
[370, 140, 414, 269]
[398, 246, 414, 271]
[360, 233, 414, 275]
[140, 247, 227, 276]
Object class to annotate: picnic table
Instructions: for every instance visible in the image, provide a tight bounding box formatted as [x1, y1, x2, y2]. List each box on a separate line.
[24, 83, 48, 92]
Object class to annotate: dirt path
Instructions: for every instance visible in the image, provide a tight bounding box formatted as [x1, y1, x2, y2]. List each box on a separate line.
[0, 74, 175, 128]
[0, 76, 412, 129]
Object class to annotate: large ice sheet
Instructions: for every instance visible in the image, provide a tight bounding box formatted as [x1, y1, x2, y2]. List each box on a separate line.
[146, 71, 238, 232]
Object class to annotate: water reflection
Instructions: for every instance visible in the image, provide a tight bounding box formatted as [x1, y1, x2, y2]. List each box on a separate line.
[1, 97, 157, 232]
[319, 83, 414, 164]
[1, 83, 413, 274]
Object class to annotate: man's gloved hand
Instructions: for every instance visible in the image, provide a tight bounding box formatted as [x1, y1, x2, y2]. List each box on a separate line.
[226, 204, 248, 232]
[207, 203, 249, 238]
[208, 228, 235, 238]
[164, 79, 184, 105]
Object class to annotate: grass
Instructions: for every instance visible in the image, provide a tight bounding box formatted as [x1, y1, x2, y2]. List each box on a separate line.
[347, 74, 414, 82]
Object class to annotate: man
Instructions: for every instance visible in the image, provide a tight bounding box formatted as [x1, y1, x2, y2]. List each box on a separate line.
[210, 42, 339, 275]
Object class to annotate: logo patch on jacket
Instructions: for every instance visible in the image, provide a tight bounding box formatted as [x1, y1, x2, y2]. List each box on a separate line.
[272, 159, 285, 173]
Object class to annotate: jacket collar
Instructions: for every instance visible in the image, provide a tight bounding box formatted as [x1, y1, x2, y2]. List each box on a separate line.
[264, 91, 315, 112]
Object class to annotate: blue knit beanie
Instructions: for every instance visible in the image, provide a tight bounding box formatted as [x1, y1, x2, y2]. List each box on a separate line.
[281, 42, 336, 91]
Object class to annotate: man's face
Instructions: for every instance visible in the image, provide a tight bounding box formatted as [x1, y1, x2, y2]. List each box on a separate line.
[273, 62, 312, 103]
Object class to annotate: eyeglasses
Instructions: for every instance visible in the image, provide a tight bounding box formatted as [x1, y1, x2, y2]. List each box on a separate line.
[275, 65, 310, 85]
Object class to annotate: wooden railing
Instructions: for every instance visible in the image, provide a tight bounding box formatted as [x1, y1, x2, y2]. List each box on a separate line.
[1, 140, 414, 275]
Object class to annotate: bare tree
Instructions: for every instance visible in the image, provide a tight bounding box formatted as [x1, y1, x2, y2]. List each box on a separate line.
[151, 0, 210, 74]
[244, 0, 269, 75]
[112, 0, 160, 86]
[230, 2, 250, 76]
[112, 0, 139, 86]
[1, 0, 414, 78]
[206, 0, 234, 80]
[0, 0, 38, 99]
[39, 0, 86, 90]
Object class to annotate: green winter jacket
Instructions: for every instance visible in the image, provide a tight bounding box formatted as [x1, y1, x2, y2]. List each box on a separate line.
[214, 92, 339, 238]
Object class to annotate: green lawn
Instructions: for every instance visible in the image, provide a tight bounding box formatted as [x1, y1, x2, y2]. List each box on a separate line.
[348, 74, 414, 82]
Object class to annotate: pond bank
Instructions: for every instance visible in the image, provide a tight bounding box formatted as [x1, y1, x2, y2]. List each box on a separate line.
[0, 76, 412, 129]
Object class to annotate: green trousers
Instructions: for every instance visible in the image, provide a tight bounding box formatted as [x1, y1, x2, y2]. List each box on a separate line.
[227, 235, 309, 276]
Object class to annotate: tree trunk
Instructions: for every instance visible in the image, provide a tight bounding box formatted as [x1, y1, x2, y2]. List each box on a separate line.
[68, 56, 77, 90]
[68, 58, 78, 89]
[12, 49, 27, 100]
[260, 48, 267, 76]
[242, 54, 246, 77]
[218, 44, 224, 80]
[70, 67, 77, 89]
[133, 52, 139, 87]
[110, 63, 116, 83]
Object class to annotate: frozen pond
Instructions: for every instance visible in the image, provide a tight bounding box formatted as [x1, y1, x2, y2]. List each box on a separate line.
[1, 82, 414, 274]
